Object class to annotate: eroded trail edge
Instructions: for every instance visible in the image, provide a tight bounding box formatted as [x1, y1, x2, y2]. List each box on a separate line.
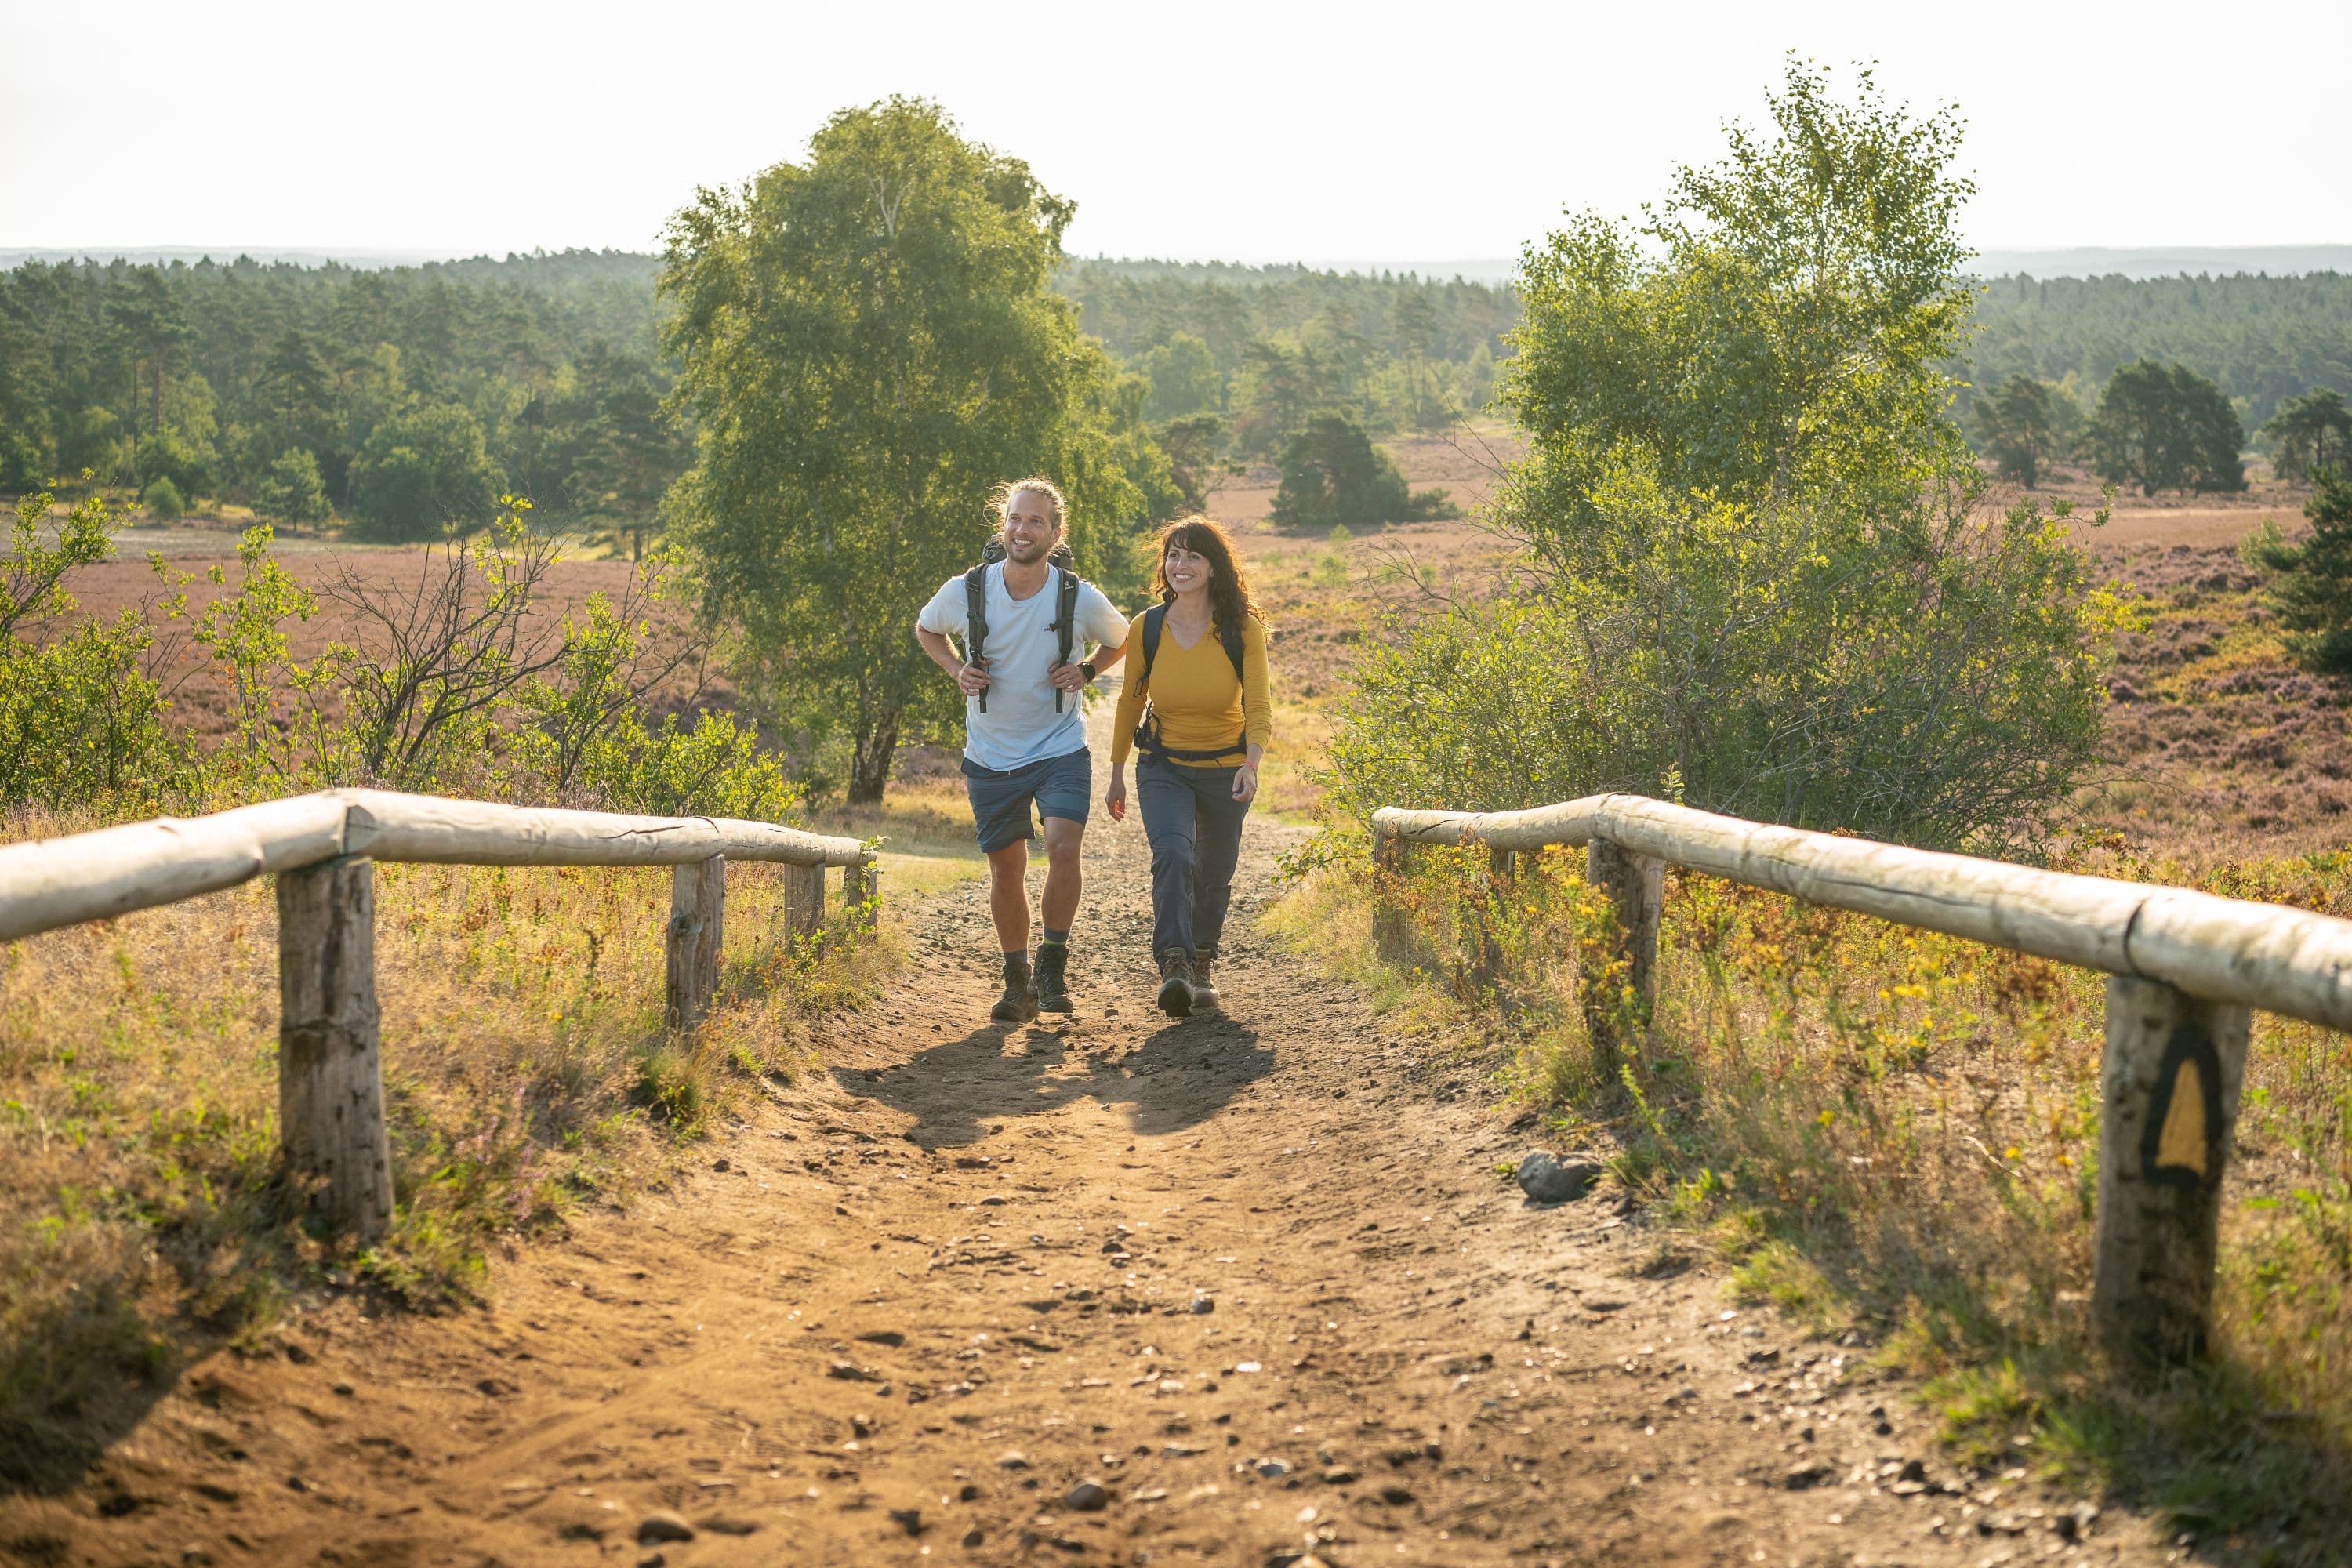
[10, 795, 2173, 1567]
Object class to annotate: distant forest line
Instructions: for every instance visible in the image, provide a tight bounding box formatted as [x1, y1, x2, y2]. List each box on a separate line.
[2, 248, 2346, 527]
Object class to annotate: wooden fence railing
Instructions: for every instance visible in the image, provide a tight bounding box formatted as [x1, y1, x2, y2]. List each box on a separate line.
[0, 788, 877, 1243]
[1370, 793, 2352, 1367]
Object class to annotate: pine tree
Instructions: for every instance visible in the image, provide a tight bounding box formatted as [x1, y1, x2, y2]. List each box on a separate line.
[2252, 466, 2352, 673]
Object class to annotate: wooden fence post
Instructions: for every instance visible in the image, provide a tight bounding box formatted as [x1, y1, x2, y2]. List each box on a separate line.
[1472, 844, 1515, 991]
[1372, 830, 1410, 953]
[666, 856, 724, 1032]
[278, 855, 393, 1243]
[784, 862, 826, 938]
[843, 861, 880, 931]
[1583, 837, 1664, 1067]
[2092, 975, 2252, 1364]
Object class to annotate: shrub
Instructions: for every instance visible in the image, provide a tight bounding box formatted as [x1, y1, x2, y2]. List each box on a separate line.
[1268, 412, 1454, 529]
[134, 429, 214, 503]
[0, 490, 180, 809]
[1327, 477, 2129, 848]
[139, 476, 185, 521]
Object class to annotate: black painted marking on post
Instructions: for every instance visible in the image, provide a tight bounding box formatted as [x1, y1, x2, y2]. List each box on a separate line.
[2140, 1020, 2224, 1189]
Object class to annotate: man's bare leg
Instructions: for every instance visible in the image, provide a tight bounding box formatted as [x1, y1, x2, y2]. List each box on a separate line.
[986, 837, 1032, 955]
[985, 838, 1036, 1022]
[1039, 816, 1084, 933]
[1029, 817, 1087, 1013]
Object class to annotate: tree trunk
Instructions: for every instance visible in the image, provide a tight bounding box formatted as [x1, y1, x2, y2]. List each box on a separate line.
[848, 710, 901, 805]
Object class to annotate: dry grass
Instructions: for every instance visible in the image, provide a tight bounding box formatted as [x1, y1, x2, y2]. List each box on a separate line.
[0, 829, 899, 1489]
[1271, 840, 2351, 1559]
[804, 771, 993, 901]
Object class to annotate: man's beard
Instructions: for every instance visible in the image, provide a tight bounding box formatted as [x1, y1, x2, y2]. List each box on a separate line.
[1004, 534, 1053, 564]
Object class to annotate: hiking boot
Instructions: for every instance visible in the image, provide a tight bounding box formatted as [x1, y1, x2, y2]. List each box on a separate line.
[1031, 942, 1073, 1013]
[1156, 949, 1196, 1018]
[1190, 951, 1219, 1008]
[992, 957, 1038, 1023]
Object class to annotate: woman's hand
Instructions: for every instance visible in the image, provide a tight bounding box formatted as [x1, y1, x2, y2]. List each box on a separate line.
[1105, 767, 1127, 822]
[1231, 763, 1258, 804]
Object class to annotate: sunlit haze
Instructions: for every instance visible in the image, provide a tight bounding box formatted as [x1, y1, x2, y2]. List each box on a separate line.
[4, 0, 2347, 265]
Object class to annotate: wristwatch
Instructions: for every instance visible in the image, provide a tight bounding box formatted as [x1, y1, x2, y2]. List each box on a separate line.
[1079, 659, 1098, 684]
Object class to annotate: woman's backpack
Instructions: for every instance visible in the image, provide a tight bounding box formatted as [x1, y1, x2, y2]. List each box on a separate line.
[1131, 601, 1249, 762]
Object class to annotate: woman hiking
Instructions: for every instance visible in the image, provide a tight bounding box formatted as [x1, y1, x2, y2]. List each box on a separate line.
[1105, 516, 1271, 1018]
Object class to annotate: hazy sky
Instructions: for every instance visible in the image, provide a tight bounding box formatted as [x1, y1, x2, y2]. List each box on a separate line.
[5, 0, 2344, 263]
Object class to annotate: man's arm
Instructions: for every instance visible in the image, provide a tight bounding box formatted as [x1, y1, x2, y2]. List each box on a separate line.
[917, 626, 992, 696]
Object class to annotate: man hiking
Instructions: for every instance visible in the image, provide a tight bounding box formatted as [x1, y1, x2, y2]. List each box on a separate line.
[916, 479, 1130, 1022]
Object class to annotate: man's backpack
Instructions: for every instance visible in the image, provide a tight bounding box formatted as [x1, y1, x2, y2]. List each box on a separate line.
[964, 536, 1082, 713]
[1131, 601, 1249, 763]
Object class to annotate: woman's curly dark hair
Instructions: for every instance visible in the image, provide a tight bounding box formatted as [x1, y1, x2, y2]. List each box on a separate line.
[1149, 514, 1262, 635]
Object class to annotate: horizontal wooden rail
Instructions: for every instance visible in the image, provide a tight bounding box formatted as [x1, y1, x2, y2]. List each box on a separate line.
[1370, 793, 2352, 1368]
[0, 787, 871, 944]
[1, 789, 880, 1243]
[1373, 794, 2352, 1033]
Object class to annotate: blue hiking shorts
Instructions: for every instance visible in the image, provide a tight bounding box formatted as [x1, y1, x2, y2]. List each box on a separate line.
[964, 747, 1093, 855]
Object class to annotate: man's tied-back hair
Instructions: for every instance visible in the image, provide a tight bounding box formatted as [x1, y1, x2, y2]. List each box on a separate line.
[992, 477, 1068, 534]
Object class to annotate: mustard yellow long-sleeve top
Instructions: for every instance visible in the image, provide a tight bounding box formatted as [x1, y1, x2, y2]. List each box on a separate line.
[1110, 608, 1272, 768]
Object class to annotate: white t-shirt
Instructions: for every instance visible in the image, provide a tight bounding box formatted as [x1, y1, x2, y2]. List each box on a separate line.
[918, 564, 1129, 771]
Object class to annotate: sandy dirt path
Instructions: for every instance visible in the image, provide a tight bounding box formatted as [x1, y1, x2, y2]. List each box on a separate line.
[4, 705, 2176, 1568]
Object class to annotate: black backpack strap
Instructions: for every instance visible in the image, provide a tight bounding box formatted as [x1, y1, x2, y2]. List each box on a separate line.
[1139, 602, 1166, 688]
[1051, 567, 1082, 713]
[1219, 615, 1246, 685]
[964, 564, 989, 713]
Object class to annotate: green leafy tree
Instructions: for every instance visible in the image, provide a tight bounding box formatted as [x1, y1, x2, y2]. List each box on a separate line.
[350, 403, 502, 539]
[110, 268, 192, 436]
[1969, 374, 2076, 487]
[1334, 61, 2120, 850]
[254, 446, 332, 528]
[2260, 388, 2352, 481]
[1138, 332, 1221, 422]
[564, 343, 691, 560]
[1269, 412, 1455, 529]
[1229, 336, 1326, 458]
[1156, 413, 1243, 512]
[2083, 359, 2246, 494]
[2245, 467, 2352, 672]
[662, 96, 1163, 802]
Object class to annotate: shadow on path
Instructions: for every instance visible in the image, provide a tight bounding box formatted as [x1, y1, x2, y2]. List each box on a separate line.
[830, 1014, 1276, 1149]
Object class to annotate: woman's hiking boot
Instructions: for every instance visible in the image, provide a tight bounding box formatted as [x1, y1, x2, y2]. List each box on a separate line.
[1190, 951, 1219, 1008]
[992, 956, 1038, 1023]
[1156, 949, 1196, 1018]
[1031, 942, 1073, 1014]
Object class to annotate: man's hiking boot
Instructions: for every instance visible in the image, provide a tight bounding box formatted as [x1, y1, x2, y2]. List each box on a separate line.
[1156, 949, 1196, 1018]
[1031, 942, 1073, 1014]
[992, 957, 1038, 1023]
[1190, 951, 1218, 1008]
